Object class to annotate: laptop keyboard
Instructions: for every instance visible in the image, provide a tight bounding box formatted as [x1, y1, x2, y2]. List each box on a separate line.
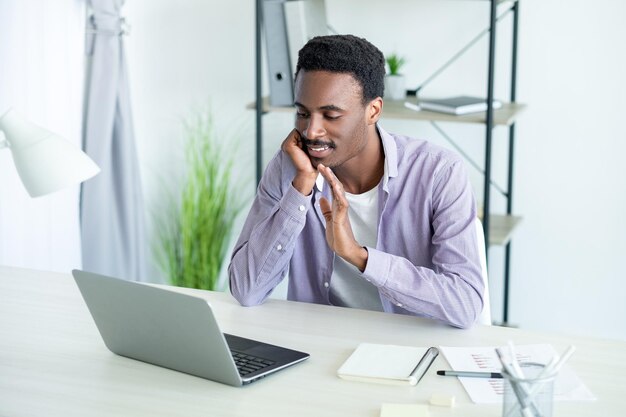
[230, 350, 275, 376]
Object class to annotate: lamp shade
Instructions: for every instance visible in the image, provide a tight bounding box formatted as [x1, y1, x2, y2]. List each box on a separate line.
[0, 109, 100, 197]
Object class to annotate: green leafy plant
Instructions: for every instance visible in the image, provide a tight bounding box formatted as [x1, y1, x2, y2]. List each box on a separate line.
[386, 53, 407, 76]
[154, 111, 242, 291]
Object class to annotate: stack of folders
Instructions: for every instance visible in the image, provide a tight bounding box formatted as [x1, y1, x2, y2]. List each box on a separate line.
[337, 343, 439, 386]
[418, 95, 502, 115]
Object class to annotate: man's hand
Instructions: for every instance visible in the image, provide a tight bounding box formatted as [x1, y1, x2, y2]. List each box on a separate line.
[281, 129, 318, 196]
[318, 164, 369, 272]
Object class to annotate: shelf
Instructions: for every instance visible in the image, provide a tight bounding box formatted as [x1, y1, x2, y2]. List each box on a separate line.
[248, 97, 527, 127]
[384, 99, 526, 126]
[483, 214, 523, 246]
[253, 0, 523, 323]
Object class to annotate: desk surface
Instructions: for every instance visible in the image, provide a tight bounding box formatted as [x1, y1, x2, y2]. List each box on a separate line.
[1, 266, 624, 417]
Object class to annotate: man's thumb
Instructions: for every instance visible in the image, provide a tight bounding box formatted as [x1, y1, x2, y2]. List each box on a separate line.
[319, 197, 333, 222]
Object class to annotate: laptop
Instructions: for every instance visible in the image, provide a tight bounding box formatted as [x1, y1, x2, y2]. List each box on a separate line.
[72, 269, 309, 386]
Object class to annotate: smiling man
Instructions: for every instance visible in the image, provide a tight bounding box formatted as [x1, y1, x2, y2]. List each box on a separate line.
[229, 35, 484, 328]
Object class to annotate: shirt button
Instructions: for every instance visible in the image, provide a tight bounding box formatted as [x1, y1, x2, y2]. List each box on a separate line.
[298, 205, 305, 212]
[276, 244, 282, 251]
[396, 303, 403, 307]
[323, 282, 329, 288]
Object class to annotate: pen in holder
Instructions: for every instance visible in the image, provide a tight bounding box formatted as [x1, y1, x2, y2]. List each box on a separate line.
[502, 362, 556, 417]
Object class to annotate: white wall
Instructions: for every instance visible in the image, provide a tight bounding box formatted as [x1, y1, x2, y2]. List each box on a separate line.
[125, 0, 626, 340]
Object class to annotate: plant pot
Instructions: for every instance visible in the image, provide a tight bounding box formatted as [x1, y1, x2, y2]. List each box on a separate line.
[385, 75, 406, 101]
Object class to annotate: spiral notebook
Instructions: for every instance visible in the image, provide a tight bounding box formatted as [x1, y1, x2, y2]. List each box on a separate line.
[337, 343, 439, 386]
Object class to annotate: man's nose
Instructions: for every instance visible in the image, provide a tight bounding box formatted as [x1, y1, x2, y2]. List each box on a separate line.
[302, 115, 326, 139]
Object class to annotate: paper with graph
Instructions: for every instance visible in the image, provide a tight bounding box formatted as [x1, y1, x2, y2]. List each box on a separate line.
[439, 344, 596, 404]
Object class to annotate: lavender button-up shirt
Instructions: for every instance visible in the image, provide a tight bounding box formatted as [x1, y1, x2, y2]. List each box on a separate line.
[229, 126, 484, 328]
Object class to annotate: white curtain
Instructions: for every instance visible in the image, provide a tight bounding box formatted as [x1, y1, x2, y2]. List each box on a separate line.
[0, 0, 86, 271]
[81, 0, 147, 281]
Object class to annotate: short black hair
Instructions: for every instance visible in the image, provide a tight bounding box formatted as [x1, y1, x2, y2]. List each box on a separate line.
[295, 34, 385, 104]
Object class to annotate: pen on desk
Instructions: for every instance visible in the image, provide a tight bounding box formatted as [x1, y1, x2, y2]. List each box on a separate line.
[437, 370, 503, 379]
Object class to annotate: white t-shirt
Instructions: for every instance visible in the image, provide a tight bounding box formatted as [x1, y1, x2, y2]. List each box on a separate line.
[328, 184, 383, 312]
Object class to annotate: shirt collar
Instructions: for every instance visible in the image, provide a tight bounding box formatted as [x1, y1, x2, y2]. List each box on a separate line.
[315, 172, 325, 192]
[376, 124, 398, 192]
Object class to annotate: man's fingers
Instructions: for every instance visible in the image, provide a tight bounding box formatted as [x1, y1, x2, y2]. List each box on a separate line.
[280, 128, 300, 152]
[282, 130, 317, 191]
[318, 163, 333, 183]
[319, 164, 341, 194]
[319, 164, 348, 211]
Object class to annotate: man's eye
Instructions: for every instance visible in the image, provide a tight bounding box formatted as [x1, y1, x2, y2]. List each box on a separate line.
[325, 114, 341, 120]
[296, 112, 309, 118]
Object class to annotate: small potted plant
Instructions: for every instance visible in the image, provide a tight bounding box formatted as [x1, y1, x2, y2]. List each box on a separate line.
[385, 53, 407, 101]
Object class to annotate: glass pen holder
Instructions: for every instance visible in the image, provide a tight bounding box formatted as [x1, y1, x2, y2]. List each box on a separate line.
[502, 362, 556, 417]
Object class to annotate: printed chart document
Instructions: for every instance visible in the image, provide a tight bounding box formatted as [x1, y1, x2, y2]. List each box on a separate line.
[337, 343, 438, 386]
[439, 344, 596, 404]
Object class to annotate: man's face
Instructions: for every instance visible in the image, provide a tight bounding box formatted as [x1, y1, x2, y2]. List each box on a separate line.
[293, 70, 371, 169]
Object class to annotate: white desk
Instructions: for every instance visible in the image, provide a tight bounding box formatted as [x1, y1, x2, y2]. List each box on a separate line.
[1, 266, 624, 416]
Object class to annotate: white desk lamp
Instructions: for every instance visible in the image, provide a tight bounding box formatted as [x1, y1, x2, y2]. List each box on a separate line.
[0, 108, 100, 197]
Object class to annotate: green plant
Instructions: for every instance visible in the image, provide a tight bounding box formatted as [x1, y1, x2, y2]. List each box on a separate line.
[154, 111, 242, 291]
[385, 53, 407, 76]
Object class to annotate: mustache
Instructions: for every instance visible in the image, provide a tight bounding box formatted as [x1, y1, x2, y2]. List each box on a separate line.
[300, 134, 335, 148]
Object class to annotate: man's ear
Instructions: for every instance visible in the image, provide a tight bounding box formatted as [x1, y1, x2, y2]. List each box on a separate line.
[366, 97, 383, 125]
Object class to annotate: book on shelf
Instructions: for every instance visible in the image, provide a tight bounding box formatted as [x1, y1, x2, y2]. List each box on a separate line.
[337, 343, 439, 386]
[284, 0, 328, 74]
[262, 0, 293, 106]
[264, 0, 328, 107]
[418, 95, 502, 115]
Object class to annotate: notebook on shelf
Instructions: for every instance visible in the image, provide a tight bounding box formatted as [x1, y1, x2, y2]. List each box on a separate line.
[418, 95, 502, 115]
[337, 343, 439, 386]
